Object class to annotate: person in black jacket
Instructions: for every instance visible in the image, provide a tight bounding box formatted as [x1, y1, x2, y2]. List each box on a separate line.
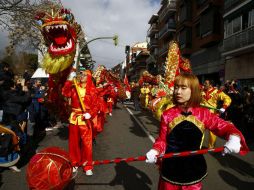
[131, 82, 141, 111]
[2, 80, 31, 126]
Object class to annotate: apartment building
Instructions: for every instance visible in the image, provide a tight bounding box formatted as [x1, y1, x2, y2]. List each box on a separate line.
[176, 0, 224, 85]
[222, 0, 254, 88]
[146, 0, 254, 87]
[147, 0, 225, 85]
[147, 0, 177, 74]
[147, 14, 159, 75]
[125, 42, 148, 82]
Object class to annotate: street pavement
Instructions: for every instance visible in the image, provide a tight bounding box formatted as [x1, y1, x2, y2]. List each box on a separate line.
[0, 102, 254, 190]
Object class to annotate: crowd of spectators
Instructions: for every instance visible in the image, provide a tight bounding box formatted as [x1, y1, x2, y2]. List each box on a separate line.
[221, 80, 254, 140]
[0, 63, 52, 172]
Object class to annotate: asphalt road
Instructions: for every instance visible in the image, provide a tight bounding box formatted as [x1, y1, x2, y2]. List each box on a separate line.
[0, 103, 254, 190]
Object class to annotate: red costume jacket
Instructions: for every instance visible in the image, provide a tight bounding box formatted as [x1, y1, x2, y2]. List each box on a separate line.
[62, 80, 98, 125]
[153, 106, 249, 185]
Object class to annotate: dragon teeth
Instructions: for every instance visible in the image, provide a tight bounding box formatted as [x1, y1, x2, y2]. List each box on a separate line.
[50, 39, 72, 52]
[45, 24, 68, 32]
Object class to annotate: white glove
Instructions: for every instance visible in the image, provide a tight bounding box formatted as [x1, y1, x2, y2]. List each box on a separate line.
[67, 71, 76, 81]
[219, 108, 226, 113]
[83, 113, 91, 120]
[145, 149, 159, 164]
[223, 135, 241, 155]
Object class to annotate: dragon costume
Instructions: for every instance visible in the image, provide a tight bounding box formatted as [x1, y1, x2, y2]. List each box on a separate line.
[138, 41, 192, 120]
[34, 5, 81, 119]
[93, 65, 127, 100]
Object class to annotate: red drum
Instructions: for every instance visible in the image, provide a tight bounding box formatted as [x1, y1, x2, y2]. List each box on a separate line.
[26, 147, 72, 190]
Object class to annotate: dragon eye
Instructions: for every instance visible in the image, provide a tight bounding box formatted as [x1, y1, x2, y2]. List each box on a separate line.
[36, 20, 43, 26]
[65, 14, 72, 21]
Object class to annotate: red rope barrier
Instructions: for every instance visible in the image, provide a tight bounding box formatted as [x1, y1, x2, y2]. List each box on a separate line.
[83, 147, 224, 166]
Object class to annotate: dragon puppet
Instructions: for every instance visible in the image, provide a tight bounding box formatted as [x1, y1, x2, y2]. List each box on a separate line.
[93, 65, 128, 100]
[34, 4, 82, 119]
[138, 41, 192, 120]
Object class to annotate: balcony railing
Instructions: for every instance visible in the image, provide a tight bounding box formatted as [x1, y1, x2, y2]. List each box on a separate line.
[223, 26, 254, 53]
[159, 0, 177, 21]
[159, 21, 176, 39]
[150, 38, 158, 46]
[147, 23, 159, 37]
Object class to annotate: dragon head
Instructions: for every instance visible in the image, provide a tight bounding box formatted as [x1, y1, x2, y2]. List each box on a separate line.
[35, 6, 81, 74]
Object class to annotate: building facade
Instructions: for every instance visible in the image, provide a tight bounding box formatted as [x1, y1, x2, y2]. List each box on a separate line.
[147, 0, 225, 85]
[176, 0, 224, 85]
[125, 42, 148, 82]
[147, 0, 177, 75]
[222, 0, 254, 88]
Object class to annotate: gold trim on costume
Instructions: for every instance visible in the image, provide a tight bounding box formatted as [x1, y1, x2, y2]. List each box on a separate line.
[161, 172, 207, 186]
[168, 115, 205, 149]
[168, 115, 205, 133]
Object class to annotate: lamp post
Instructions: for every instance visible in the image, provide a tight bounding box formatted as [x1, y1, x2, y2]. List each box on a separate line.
[76, 35, 118, 72]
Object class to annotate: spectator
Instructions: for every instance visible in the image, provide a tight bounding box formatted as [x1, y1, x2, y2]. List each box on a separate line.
[23, 70, 31, 83]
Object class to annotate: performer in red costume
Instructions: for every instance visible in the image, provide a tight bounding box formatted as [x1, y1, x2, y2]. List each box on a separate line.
[106, 83, 117, 116]
[146, 73, 249, 190]
[93, 84, 109, 137]
[107, 96, 114, 116]
[62, 69, 98, 176]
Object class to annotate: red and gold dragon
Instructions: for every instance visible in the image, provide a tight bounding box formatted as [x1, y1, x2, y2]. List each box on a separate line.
[34, 4, 81, 118]
[93, 65, 127, 100]
[138, 41, 192, 120]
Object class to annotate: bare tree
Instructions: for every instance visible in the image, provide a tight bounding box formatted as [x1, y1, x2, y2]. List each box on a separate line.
[1, 0, 62, 55]
[0, 0, 24, 29]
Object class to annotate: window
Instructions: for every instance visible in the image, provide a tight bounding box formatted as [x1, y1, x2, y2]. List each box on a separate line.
[179, 27, 192, 48]
[224, 16, 242, 38]
[242, 12, 249, 30]
[224, 20, 232, 37]
[232, 16, 241, 33]
[249, 9, 254, 27]
[200, 9, 214, 37]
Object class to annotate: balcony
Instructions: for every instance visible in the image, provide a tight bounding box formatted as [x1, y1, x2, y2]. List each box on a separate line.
[222, 26, 254, 56]
[147, 23, 159, 37]
[199, 33, 222, 48]
[150, 38, 158, 47]
[159, 0, 177, 22]
[158, 21, 176, 39]
[148, 39, 159, 51]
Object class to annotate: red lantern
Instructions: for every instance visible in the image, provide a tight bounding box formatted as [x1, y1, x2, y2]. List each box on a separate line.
[26, 147, 72, 190]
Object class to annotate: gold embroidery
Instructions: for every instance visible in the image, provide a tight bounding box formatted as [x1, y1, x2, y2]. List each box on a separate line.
[168, 115, 205, 133]
[168, 115, 205, 149]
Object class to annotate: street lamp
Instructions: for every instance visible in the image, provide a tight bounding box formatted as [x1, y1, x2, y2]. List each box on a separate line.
[76, 35, 118, 72]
